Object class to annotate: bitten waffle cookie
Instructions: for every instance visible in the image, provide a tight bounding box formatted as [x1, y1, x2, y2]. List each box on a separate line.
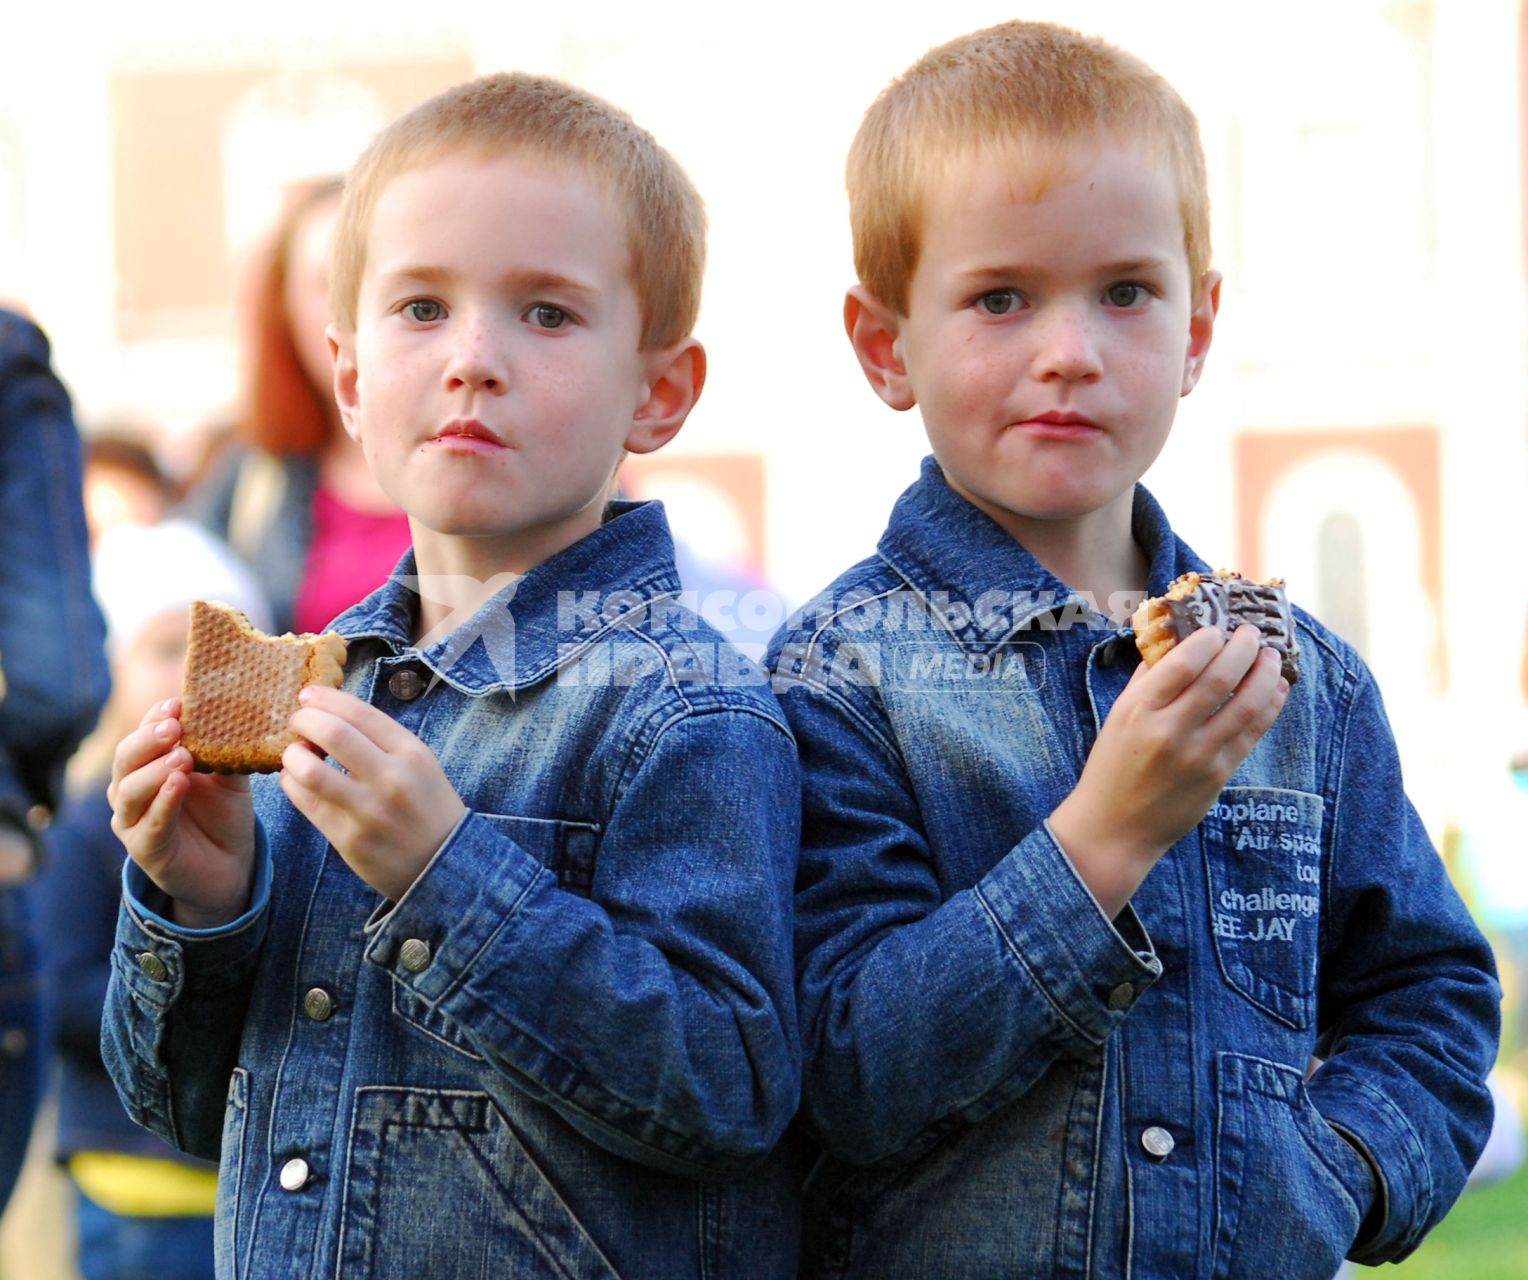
[1131, 570, 1299, 684]
[181, 601, 347, 774]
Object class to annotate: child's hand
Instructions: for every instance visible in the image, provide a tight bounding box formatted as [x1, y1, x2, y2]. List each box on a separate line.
[1049, 624, 1288, 917]
[107, 697, 256, 929]
[282, 686, 467, 902]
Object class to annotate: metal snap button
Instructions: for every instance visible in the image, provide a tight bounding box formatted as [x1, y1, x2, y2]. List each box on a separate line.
[279, 1157, 310, 1191]
[137, 951, 169, 982]
[0, 1028, 28, 1057]
[399, 938, 432, 973]
[387, 668, 425, 701]
[1141, 1126, 1175, 1159]
[1106, 982, 1134, 1011]
[303, 988, 336, 1022]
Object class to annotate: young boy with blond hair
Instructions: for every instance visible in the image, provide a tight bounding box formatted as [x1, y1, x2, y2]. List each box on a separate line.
[104, 73, 802, 1278]
[769, 21, 1499, 1278]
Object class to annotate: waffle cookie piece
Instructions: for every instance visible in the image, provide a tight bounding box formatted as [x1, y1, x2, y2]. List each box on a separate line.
[181, 601, 347, 773]
[1131, 570, 1299, 685]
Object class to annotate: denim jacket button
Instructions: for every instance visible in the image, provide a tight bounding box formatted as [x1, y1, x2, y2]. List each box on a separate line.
[136, 951, 169, 983]
[303, 988, 337, 1021]
[1141, 1126, 1175, 1159]
[388, 669, 426, 701]
[1106, 982, 1134, 1011]
[279, 1157, 311, 1191]
[399, 938, 433, 973]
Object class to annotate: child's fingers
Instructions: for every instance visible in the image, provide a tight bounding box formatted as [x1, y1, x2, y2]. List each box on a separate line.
[278, 753, 353, 850]
[288, 705, 388, 779]
[110, 714, 184, 794]
[1207, 646, 1287, 747]
[110, 742, 193, 830]
[280, 739, 360, 817]
[296, 685, 415, 753]
[1166, 625, 1264, 720]
[110, 753, 190, 846]
[1131, 626, 1227, 709]
[128, 767, 190, 851]
[136, 696, 181, 729]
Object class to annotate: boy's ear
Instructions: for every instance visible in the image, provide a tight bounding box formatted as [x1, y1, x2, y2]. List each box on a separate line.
[625, 337, 706, 455]
[1181, 270, 1222, 397]
[328, 322, 363, 444]
[845, 285, 916, 411]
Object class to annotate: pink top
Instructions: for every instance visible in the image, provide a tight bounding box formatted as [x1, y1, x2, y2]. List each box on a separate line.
[293, 485, 413, 634]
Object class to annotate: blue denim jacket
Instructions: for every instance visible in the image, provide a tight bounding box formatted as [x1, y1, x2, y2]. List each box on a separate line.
[1, 309, 109, 1213]
[103, 500, 804, 1279]
[0, 308, 110, 824]
[768, 457, 1500, 1280]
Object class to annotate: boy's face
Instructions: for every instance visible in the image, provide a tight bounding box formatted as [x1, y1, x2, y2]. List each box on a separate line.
[330, 152, 696, 570]
[850, 141, 1217, 540]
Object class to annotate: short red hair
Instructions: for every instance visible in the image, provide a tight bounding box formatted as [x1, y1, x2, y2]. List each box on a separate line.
[849, 21, 1211, 316]
[330, 73, 705, 352]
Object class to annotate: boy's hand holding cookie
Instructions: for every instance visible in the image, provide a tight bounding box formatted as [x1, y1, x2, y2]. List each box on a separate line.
[282, 685, 467, 902]
[1049, 624, 1288, 917]
[108, 698, 257, 930]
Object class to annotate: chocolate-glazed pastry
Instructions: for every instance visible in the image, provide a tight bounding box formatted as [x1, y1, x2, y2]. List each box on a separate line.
[1131, 570, 1299, 684]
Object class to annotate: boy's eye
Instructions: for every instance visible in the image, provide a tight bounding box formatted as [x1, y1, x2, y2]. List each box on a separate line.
[529, 303, 569, 330]
[404, 299, 444, 323]
[976, 289, 1022, 316]
[1105, 282, 1149, 308]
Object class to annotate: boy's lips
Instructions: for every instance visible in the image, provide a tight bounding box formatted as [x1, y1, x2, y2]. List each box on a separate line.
[428, 418, 507, 451]
[1012, 410, 1102, 440]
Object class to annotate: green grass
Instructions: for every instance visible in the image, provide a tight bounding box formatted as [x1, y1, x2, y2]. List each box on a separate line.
[1386, 1159, 1528, 1278]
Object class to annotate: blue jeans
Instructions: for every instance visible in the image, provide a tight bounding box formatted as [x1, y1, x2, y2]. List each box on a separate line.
[0, 883, 42, 1213]
[75, 1188, 215, 1280]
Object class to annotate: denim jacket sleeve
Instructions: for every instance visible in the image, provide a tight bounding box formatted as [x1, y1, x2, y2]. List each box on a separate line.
[100, 828, 273, 1161]
[1307, 663, 1500, 1265]
[779, 672, 1162, 1168]
[362, 705, 801, 1181]
[0, 310, 109, 816]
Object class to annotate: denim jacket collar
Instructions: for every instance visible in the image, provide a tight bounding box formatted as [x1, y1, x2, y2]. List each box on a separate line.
[876, 456, 1207, 649]
[330, 499, 682, 695]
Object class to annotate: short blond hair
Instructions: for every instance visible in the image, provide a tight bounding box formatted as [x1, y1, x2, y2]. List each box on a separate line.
[848, 21, 1211, 315]
[332, 73, 705, 350]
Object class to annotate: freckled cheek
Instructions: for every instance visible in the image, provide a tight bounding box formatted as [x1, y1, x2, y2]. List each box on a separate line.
[942, 348, 1015, 420]
[1116, 350, 1182, 405]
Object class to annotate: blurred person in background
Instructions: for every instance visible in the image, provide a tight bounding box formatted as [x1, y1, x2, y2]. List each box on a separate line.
[82, 431, 177, 546]
[0, 306, 110, 1215]
[182, 177, 410, 634]
[40, 518, 270, 1280]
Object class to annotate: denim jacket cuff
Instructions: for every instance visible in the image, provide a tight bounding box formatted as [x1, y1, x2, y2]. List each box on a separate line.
[362, 808, 543, 1006]
[975, 821, 1162, 1047]
[1307, 1069, 1428, 1263]
[116, 823, 272, 1004]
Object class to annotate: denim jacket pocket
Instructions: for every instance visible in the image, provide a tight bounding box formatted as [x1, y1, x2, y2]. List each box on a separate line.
[336, 1086, 619, 1279]
[1201, 787, 1324, 1029]
[217, 1067, 250, 1280]
[391, 813, 602, 1060]
[1211, 1053, 1362, 1279]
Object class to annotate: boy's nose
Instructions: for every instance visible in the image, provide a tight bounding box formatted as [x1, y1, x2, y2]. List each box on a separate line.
[1032, 305, 1102, 382]
[443, 323, 509, 393]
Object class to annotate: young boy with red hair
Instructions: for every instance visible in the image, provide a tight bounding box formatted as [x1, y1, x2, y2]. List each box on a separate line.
[770, 21, 1499, 1278]
[104, 73, 802, 1278]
